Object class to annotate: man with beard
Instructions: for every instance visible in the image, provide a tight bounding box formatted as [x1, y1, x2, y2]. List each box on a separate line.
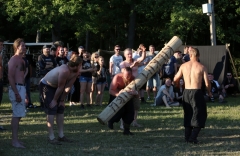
[39, 54, 82, 145]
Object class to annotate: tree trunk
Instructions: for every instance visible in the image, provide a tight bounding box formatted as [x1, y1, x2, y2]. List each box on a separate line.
[85, 31, 89, 50]
[127, 3, 137, 48]
[51, 21, 61, 42]
[36, 30, 41, 43]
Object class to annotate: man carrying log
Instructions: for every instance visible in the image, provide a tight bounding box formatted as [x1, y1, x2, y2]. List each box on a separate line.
[107, 67, 138, 135]
[174, 47, 211, 144]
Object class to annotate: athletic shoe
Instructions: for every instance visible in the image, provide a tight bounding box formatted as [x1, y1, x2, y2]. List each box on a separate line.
[58, 136, 73, 143]
[48, 138, 62, 145]
[80, 104, 85, 109]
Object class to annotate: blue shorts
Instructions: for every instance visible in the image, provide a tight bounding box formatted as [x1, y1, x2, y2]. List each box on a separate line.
[79, 76, 92, 83]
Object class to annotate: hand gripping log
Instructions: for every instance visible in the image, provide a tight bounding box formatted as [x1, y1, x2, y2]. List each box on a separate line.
[97, 36, 182, 125]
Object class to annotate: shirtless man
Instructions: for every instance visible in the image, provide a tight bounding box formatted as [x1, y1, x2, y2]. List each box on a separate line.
[174, 47, 211, 144]
[8, 38, 27, 148]
[108, 67, 138, 135]
[39, 54, 82, 145]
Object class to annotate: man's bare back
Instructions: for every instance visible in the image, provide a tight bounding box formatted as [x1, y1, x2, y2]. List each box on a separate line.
[174, 47, 210, 92]
[43, 64, 78, 88]
[180, 61, 205, 89]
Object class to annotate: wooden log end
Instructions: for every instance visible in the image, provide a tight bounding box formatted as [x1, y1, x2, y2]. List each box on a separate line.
[97, 117, 106, 125]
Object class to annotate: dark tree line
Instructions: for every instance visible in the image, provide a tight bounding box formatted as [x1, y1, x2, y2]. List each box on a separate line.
[0, 0, 240, 55]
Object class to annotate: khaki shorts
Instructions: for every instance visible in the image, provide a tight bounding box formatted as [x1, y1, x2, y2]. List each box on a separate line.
[9, 85, 26, 117]
[133, 96, 140, 111]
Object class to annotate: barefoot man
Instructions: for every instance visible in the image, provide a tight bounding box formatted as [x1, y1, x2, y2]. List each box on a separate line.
[8, 38, 27, 148]
[39, 54, 82, 145]
[174, 47, 211, 144]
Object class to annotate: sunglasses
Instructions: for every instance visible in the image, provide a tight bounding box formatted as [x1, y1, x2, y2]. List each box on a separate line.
[115, 49, 120, 51]
[95, 56, 99, 58]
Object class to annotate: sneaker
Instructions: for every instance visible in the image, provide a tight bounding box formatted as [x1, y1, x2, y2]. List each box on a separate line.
[80, 104, 85, 109]
[58, 136, 73, 143]
[166, 105, 171, 108]
[48, 138, 62, 145]
[147, 97, 150, 101]
[27, 104, 37, 108]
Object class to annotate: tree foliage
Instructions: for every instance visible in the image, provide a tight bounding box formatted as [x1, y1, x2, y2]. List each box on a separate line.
[0, 0, 240, 54]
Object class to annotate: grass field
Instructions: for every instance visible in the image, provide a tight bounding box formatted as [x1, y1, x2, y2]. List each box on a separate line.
[0, 92, 240, 156]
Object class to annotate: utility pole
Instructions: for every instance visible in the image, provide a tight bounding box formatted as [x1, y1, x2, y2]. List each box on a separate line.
[209, 0, 216, 46]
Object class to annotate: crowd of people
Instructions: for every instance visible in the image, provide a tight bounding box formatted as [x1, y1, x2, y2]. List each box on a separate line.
[0, 38, 238, 148]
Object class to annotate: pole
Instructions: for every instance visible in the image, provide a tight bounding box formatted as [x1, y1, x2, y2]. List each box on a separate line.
[209, 0, 216, 46]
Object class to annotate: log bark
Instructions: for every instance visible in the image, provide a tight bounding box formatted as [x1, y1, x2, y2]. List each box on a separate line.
[97, 36, 182, 125]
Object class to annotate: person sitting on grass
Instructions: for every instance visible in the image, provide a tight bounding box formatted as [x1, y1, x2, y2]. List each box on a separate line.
[39, 54, 82, 145]
[152, 78, 179, 107]
[206, 73, 226, 103]
[174, 78, 185, 105]
[221, 72, 237, 97]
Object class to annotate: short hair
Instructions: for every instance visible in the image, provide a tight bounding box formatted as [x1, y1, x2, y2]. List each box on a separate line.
[149, 45, 155, 48]
[123, 67, 132, 72]
[189, 47, 200, 57]
[123, 48, 132, 55]
[114, 45, 120, 49]
[13, 38, 24, 53]
[165, 78, 172, 82]
[0, 38, 3, 43]
[68, 55, 82, 67]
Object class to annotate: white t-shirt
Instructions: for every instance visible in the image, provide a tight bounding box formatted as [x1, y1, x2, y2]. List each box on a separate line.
[132, 52, 148, 74]
[109, 54, 123, 75]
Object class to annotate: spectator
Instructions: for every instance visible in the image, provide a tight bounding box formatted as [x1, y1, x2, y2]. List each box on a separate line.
[109, 45, 123, 79]
[152, 78, 179, 107]
[50, 46, 56, 58]
[38, 45, 57, 77]
[69, 52, 80, 106]
[95, 56, 108, 106]
[78, 46, 84, 58]
[55, 46, 69, 66]
[173, 50, 183, 71]
[206, 73, 226, 103]
[161, 55, 177, 82]
[222, 72, 237, 96]
[174, 78, 185, 104]
[146, 45, 160, 100]
[79, 50, 94, 109]
[90, 52, 99, 106]
[182, 46, 190, 63]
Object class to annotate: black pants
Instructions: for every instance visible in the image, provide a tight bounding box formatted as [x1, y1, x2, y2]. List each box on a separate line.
[108, 95, 134, 125]
[0, 80, 3, 104]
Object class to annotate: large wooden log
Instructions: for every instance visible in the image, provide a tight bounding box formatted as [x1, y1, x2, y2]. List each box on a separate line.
[97, 36, 182, 125]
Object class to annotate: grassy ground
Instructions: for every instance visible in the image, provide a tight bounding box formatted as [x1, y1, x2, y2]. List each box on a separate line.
[0, 92, 240, 156]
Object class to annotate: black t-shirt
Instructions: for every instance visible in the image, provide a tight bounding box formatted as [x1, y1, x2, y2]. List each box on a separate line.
[55, 56, 69, 66]
[81, 60, 92, 77]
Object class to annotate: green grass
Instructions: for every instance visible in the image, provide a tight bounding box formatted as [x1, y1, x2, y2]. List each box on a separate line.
[0, 92, 240, 156]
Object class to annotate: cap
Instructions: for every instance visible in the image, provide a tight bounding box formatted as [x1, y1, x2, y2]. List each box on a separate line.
[78, 46, 84, 49]
[50, 46, 56, 51]
[43, 45, 51, 49]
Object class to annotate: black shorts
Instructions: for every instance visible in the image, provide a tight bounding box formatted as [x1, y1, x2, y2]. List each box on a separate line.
[182, 89, 207, 128]
[39, 82, 65, 115]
